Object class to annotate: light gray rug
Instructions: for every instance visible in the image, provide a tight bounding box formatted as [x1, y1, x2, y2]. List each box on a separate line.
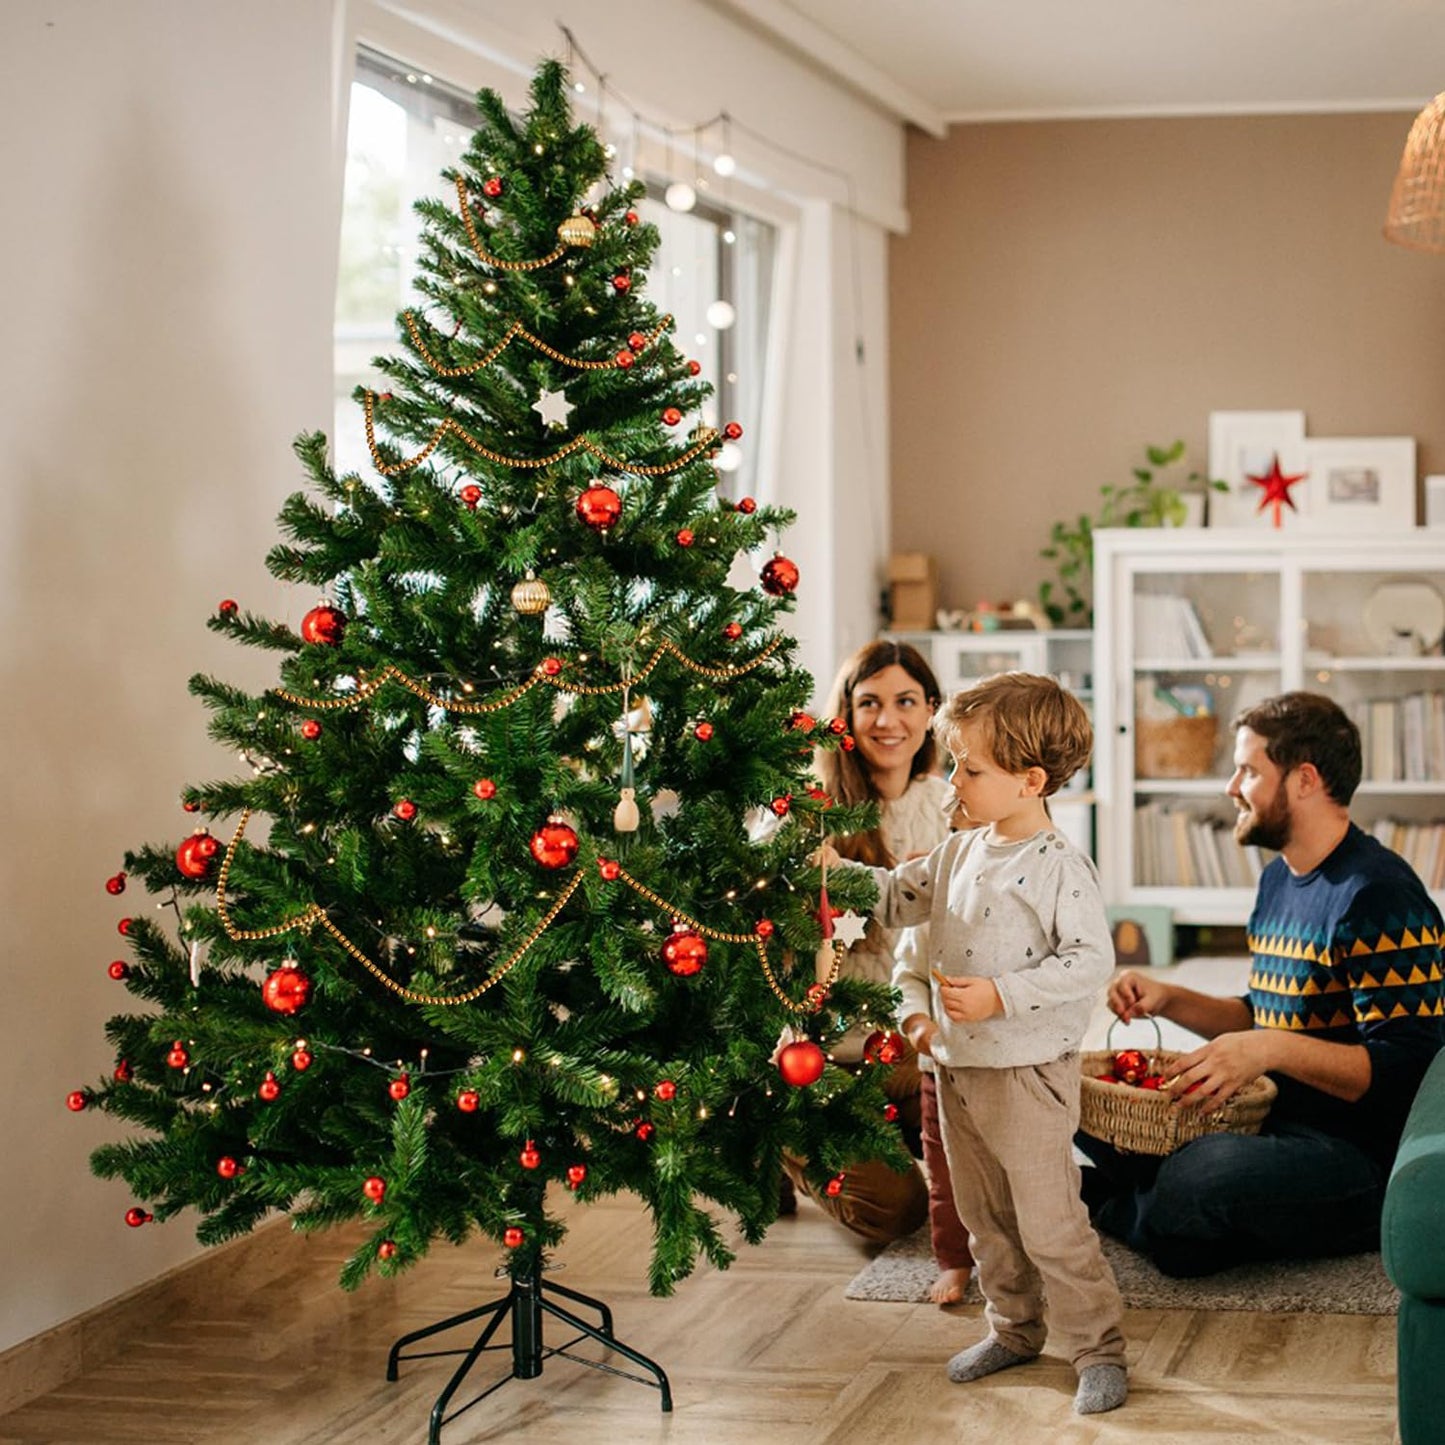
[844, 1226, 1398, 1315]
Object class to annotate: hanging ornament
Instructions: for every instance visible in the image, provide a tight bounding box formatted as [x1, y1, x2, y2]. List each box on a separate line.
[216, 1156, 244, 1180]
[217, 599, 238, 616]
[557, 212, 597, 248]
[577, 483, 623, 531]
[532, 387, 573, 431]
[661, 406, 682, 426]
[176, 829, 219, 880]
[598, 858, 621, 881]
[611, 271, 631, 293]
[825, 1173, 846, 1199]
[883, 1103, 900, 1122]
[675, 528, 695, 547]
[457, 1089, 480, 1112]
[615, 728, 640, 833]
[519, 1140, 541, 1170]
[770, 794, 792, 818]
[661, 926, 707, 977]
[66, 1090, 89, 1112]
[362, 1176, 387, 1203]
[188, 937, 206, 988]
[113, 1059, 133, 1083]
[694, 721, 714, 741]
[166, 1042, 189, 1069]
[388, 1074, 411, 1101]
[124, 1207, 153, 1228]
[392, 798, 418, 821]
[863, 1030, 907, 1066]
[530, 817, 580, 869]
[723, 421, 744, 440]
[291, 1048, 313, 1071]
[182, 798, 200, 813]
[378, 1240, 398, 1261]
[472, 778, 497, 800]
[107, 960, 129, 981]
[300, 719, 322, 740]
[723, 622, 743, 641]
[627, 331, 647, 352]
[634, 1121, 656, 1143]
[653, 1080, 677, 1101]
[106, 872, 127, 895]
[118, 918, 133, 935]
[258, 1071, 282, 1101]
[687, 359, 701, 376]
[737, 496, 757, 514]
[261, 964, 311, 1015]
[565, 1164, 587, 1190]
[615, 349, 635, 369]
[777, 1039, 826, 1087]
[755, 918, 775, 939]
[761, 555, 800, 597]
[503, 1226, 526, 1247]
[299, 604, 346, 646]
[459, 483, 483, 509]
[511, 573, 550, 615]
[624, 209, 639, 226]
[482, 175, 504, 198]
[541, 657, 563, 676]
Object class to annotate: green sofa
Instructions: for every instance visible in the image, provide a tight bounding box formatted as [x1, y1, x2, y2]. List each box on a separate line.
[1382, 1048, 1445, 1445]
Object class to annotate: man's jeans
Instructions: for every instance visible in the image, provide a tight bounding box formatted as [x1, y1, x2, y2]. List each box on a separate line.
[1075, 1121, 1386, 1277]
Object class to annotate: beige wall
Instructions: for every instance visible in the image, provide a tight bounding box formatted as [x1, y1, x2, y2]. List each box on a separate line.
[889, 112, 1445, 616]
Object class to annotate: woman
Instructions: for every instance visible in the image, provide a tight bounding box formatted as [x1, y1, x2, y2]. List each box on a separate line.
[799, 640, 973, 1301]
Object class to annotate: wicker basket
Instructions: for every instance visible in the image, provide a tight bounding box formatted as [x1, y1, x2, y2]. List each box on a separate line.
[1135, 715, 1217, 779]
[1079, 1019, 1276, 1156]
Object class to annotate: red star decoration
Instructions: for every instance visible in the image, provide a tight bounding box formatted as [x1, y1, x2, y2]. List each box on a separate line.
[1245, 453, 1308, 528]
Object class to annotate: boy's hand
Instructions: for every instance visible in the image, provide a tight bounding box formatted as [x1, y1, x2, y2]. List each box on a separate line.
[937, 975, 1003, 1023]
[902, 1012, 938, 1058]
[813, 841, 842, 869]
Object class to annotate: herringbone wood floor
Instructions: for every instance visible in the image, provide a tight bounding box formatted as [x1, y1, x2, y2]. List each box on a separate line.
[0, 1186, 1398, 1444]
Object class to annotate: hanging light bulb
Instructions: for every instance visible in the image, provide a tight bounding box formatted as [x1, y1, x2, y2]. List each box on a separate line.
[706, 299, 736, 330]
[714, 442, 742, 473]
[665, 181, 697, 213]
[713, 152, 736, 177]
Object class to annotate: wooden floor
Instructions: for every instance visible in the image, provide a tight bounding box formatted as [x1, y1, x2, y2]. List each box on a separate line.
[0, 1188, 1398, 1444]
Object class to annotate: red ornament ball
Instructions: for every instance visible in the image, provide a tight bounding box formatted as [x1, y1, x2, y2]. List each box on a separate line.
[661, 927, 708, 977]
[760, 555, 800, 597]
[687, 359, 701, 376]
[117, 917, 132, 934]
[653, 1080, 677, 1102]
[576, 484, 623, 531]
[675, 528, 695, 547]
[565, 1164, 587, 1190]
[789, 712, 816, 732]
[182, 798, 200, 813]
[530, 819, 579, 870]
[614, 349, 635, 369]
[388, 1074, 411, 1102]
[661, 406, 682, 426]
[291, 1048, 313, 1072]
[769, 794, 792, 818]
[804, 982, 830, 1011]
[825, 1173, 846, 1199]
[694, 721, 714, 741]
[362, 1176, 387, 1203]
[217, 599, 238, 616]
[542, 656, 563, 677]
[634, 1121, 656, 1143]
[624, 210, 639, 226]
[262, 965, 311, 1016]
[611, 272, 631, 292]
[300, 719, 323, 741]
[482, 176, 504, 198]
[392, 799, 418, 821]
[166, 1042, 189, 1069]
[723, 421, 744, 441]
[863, 1030, 907, 1066]
[113, 1059, 133, 1083]
[378, 1240, 398, 1260]
[503, 1226, 525, 1248]
[883, 1103, 900, 1122]
[175, 831, 219, 879]
[459, 483, 483, 509]
[257, 1071, 281, 1101]
[519, 1140, 541, 1170]
[841, 735, 856, 752]
[628, 331, 647, 352]
[124, 1207, 153, 1228]
[1111, 1049, 1149, 1086]
[299, 604, 347, 646]
[598, 858, 621, 881]
[828, 717, 848, 735]
[457, 1089, 480, 1112]
[737, 496, 757, 514]
[777, 1040, 826, 1088]
[807, 787, 834, 807]
[755, 918, 774, 939]
[472, 778, 497, 800]
[66, 1090, 88, 1112]
[216, 1156, 243, 1180]
[723, 622, 743, 641]
[106, 872, 127, 895]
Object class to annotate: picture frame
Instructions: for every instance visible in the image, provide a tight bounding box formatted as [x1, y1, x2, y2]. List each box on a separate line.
[1295, 436, 1417, 532]
[1105, 903, 1175, 969]
[1207, 410, 1308, 528]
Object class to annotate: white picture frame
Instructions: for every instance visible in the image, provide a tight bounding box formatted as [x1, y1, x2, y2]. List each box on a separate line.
[1296, 437, 1417, 532]
[1207, 410, 1308, 528]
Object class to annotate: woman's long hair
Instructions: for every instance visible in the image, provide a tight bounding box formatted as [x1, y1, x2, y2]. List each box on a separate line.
[815, 640, 942, 867]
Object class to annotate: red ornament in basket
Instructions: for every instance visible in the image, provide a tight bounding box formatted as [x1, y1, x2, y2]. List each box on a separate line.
[1111, 1048, 1149, 1086]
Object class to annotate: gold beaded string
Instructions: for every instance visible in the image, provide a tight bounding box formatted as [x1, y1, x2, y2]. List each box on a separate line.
[216, 807, 584, 1006]
[454, 176, 568, 270]
[272, 636, 784, 714]
[402, 311, 674, 378]
[362, 392, 720, 478]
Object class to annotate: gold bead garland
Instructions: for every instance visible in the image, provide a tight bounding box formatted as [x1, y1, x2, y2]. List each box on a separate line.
[402, 311, 673, 378]
[362, 392, 719, 478]
[455, 176, 568, 271]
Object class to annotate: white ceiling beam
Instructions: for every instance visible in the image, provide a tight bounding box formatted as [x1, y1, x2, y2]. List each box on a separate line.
[709, 0, 948, 137]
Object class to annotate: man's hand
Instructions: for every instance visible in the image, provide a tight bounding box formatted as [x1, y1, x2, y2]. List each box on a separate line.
[938, 975, 1003, 1023]
[903, 1012, 938, 1058]
[1166, 1030, 1276, 1109]
[1108, 968, 1175, 1022]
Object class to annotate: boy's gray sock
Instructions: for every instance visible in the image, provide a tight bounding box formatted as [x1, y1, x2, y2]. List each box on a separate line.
[946, 1337, 1036, 1384]
[1074, 1363, 1128, 1414]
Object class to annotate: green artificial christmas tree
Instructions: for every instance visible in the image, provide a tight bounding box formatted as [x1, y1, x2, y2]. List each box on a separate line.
[79, 62, 905, 1313]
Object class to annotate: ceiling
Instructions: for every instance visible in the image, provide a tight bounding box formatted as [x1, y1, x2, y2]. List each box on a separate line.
[711, 0, 1445, 134]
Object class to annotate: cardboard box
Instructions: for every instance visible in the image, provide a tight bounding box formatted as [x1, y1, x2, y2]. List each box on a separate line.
[888, 552, 937, 630]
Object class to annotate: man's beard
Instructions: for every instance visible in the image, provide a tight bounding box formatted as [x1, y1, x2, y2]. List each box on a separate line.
[1234, 789, 1290, 851]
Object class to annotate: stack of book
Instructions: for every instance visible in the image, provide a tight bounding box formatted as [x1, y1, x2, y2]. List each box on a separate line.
[1355, 693, 1445, 782]
[1133, 801, 1266, 887]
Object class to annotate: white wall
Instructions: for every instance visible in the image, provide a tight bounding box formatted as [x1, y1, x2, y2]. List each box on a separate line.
[0, 0, 902, 1353]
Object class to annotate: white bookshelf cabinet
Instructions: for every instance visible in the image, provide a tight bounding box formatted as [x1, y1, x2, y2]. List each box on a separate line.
[1093, 529, 1445, 924]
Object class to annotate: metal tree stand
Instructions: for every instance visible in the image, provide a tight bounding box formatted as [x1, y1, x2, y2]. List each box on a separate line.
[386, 1264, 672, 1443]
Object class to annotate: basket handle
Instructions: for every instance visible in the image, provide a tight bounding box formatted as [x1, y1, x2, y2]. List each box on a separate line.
[1104, 1014, 1164, 1071]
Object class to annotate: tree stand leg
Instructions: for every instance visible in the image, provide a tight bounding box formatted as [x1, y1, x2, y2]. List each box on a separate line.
[386, 1267, 672, 1442]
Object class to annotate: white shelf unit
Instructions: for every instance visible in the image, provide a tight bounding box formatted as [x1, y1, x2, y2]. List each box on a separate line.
[883, 629, 1094, 855]
[1094, 528, 1445, 924]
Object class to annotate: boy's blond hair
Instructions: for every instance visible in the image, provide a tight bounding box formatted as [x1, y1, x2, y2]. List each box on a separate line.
[933, 672, 1092, 797]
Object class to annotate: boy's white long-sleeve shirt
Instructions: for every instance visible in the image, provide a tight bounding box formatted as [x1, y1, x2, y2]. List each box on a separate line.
[863, 826, 1113, 1069]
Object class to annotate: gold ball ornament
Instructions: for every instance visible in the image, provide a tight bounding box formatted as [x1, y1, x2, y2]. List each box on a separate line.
[511, 573, 551, 615]
[557, 213, 597, 249]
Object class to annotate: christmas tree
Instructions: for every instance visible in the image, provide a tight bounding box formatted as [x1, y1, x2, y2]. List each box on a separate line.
[78, 61, 904, 1298]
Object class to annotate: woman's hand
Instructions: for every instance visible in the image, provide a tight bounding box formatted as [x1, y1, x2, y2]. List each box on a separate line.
[813, 841, 842, 869]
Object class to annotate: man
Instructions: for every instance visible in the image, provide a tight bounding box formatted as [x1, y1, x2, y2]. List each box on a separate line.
[1078, 692, 1444, 1276]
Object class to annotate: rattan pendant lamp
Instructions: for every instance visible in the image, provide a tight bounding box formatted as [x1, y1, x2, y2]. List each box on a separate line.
[1385, 92, 1445, 252]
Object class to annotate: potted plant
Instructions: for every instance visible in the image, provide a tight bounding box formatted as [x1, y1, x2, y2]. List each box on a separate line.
[1037, 440, 1227, 627]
